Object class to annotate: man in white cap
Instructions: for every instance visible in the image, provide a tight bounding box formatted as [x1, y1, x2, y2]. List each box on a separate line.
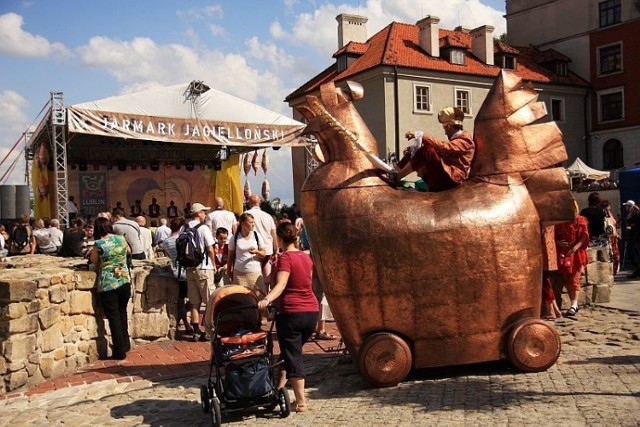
[396, 106, 475, 192]
[185, 202, 217, 341]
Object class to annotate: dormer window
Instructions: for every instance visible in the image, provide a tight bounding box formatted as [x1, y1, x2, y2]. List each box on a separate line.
[450, 49, 465, 65]
[337, 56, 348, 73]
[556, 62, 568, 76]
[502, 55, 516, 70]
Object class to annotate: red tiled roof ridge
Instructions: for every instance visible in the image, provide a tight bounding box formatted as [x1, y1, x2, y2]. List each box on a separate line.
[333, 41, 369, 58]
[285, 18, 589, 101]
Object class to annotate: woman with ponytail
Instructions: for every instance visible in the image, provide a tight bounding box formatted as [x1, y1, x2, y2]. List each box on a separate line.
[258, 222, 318, 412]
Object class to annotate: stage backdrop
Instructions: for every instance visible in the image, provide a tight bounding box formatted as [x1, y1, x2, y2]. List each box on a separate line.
[58, 154, 243, 220]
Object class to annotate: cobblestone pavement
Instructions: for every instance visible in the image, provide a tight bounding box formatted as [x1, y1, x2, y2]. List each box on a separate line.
[1, 306, 638, 426]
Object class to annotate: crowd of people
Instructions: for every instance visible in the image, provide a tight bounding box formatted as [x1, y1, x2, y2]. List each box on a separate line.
[3, 105, 634, 407]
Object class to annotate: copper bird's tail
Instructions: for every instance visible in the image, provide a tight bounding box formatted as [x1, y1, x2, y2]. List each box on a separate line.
[472, 70, 574, 224]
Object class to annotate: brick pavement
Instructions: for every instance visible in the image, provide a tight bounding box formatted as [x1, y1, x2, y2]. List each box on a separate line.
[0, 322, 344, 401]
[0, 306, 638, 426]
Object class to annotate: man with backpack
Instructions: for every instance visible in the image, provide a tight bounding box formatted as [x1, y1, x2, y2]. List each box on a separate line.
[9, 214, 36, 256]
[179, 202, 216, 342]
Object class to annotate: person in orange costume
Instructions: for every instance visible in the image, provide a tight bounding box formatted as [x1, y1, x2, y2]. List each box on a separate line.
[396, 106, 475, 192]
[555, 214, 589, 317]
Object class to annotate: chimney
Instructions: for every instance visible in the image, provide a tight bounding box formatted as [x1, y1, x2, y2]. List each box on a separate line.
[417, 15, 440, 58]
[336, 13, 368, 49]
[470, 25, 495, 65]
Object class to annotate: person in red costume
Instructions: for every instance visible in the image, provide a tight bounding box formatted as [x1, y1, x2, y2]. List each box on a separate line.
[555, 213, 589, 317]
[395, 106, 475, 192]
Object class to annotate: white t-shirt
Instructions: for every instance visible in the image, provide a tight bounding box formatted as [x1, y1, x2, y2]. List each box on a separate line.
[48, 227, 64, 247]
[245, 207, 276, 256]
[154, 224, 171, 244]
[228, 231, 264, 274]
[206, 209, 238, 242]
[139, 227, 154, 259]
[187, 219, 215, 270]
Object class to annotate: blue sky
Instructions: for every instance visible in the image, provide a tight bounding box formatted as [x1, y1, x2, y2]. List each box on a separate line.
[0, 0, 506, 205]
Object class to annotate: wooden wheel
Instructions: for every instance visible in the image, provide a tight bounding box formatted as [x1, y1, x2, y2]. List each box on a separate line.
[358, 332, 412, 387]
[507, 318, 561, 372]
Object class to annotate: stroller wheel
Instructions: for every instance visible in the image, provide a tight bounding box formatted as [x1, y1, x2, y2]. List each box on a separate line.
[277, 388, 291, 418]
[211, 396, 222, 426]
[200, 384, 211, 413]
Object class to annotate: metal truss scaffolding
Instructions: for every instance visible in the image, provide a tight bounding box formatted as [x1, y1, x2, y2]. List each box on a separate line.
[51, 92, 69, 225]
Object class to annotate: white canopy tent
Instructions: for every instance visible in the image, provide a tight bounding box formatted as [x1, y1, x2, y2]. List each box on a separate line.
[567, 157, 610, 181]
[66, 81, 306, 148]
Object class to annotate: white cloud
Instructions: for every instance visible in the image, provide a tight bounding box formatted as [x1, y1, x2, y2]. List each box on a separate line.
[209, 24, 226, 37]
[0, 90, 30, 185]
[177, 5, 224, 20]
[0, 90, 30, 134]
[0, 12, 70, 58]
[269, 21, 286, 39]
[278, 0, 506, 58]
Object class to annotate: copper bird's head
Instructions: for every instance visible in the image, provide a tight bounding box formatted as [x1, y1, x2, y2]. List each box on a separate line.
[296, 81, 378, 165]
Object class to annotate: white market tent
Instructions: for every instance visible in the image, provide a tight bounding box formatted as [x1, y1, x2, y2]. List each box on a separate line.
[27, 80, 307, 222]
[66, 81, 306, 147]
[567, 157, 610, 181]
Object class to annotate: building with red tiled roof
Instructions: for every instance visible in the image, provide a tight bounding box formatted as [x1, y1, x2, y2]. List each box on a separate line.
[286, 14, 590, 204]
[506, 0, 640, 172]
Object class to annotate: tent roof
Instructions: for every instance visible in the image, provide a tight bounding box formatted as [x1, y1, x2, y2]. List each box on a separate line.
[24, 80, 306, 155]
[70, 81, 302, 127]
[567, 157, 610, 180]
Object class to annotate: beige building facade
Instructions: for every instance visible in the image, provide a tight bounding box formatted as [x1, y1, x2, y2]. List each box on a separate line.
[287, 13, 590, 204]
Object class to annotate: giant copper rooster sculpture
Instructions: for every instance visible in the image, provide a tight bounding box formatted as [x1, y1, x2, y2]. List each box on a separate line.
[297, 71, 576, 387]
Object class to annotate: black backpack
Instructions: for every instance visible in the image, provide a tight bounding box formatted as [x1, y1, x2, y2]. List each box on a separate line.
[176, 223, 207, 269]
[10, 224, 31, 254]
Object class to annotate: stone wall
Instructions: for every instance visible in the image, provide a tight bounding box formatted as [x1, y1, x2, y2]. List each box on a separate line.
[0, 255, 178, 395]
[555, 246, 614, 308]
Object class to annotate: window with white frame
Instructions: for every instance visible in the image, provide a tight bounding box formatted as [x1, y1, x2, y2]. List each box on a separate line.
[455, 88, 471, 115]
[599, 0, 621, 27]
[414, 84, 432, 112]
[598, 43, 622, 75]
[598, 87, 624, 122]
[550, 97, 565, 122]
[450, 50, 465, 65]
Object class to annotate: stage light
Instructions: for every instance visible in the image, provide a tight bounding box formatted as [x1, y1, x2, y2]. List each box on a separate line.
[117, 160, 127, 171]
[219, 146, 229, 161]
[213, 160, 222, 171]
[93, 164, 100, 171]
[141, 163, 147, 170]
[150, 160, 160, 171]
[70, 163, 77, 170]
[185, 159, 194, 171]
[78, 160, 87, 171]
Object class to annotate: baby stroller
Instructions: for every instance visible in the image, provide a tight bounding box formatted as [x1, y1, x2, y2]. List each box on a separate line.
[200, 286, 290, 425]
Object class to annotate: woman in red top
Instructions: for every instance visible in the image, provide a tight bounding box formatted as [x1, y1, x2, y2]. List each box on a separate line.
[258, 222, 318, 412]
[555, 213, 589, 317]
